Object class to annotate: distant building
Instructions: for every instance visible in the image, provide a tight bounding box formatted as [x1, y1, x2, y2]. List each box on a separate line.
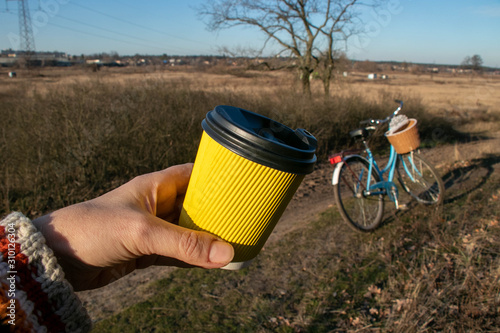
[1, 49, 71, 67]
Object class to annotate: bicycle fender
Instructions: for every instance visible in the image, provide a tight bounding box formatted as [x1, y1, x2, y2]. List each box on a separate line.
[332, 161, 344, 185]
[332, 155, 368, 185]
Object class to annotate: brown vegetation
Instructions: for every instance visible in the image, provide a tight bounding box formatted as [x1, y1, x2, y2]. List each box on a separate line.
[3, 65, 468, 217]
[1, 65, 499, 331]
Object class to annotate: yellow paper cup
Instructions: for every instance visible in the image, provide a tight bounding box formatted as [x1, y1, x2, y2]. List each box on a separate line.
[179, 106, 317, 269]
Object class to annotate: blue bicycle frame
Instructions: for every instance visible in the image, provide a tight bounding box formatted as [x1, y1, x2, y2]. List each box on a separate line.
[364, 144, 400, 207]
[330, 100, 443, 231]
[330, 98, 425, 210]
[363, 144, 424, 209]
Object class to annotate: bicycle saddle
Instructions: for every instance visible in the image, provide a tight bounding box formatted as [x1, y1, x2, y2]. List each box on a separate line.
[349, 128, 369, 140]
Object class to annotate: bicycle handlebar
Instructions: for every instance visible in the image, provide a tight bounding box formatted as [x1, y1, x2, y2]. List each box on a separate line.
[359, 99, 403, 126]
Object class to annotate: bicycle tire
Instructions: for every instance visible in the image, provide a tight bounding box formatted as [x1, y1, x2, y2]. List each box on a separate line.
[333, 156, 384, 232]
[396, 152, 445, 205]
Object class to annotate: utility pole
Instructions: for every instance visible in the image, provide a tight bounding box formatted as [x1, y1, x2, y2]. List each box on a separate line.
[7, 0, 36, 67]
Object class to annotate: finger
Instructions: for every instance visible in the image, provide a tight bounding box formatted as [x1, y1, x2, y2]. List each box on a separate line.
[142, 218, 234, 269]
[123, 163, 192, 217]
[154, 163, 193, 194]
[153, 163, 193, 217]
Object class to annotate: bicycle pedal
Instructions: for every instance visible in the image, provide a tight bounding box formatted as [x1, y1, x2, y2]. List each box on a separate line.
[397, 203, 409, 211]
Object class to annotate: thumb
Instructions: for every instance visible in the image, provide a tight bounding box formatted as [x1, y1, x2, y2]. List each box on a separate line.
[143, 219, 234, 268]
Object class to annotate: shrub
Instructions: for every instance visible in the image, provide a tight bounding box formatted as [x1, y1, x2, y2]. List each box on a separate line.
[0, 75, 454, 217]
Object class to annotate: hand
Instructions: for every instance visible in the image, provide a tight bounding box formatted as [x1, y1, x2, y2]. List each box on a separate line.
[33, 163, 234, 291]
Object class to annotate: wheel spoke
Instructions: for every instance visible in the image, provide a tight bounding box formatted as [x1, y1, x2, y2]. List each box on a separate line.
[397, 153, 444, 205]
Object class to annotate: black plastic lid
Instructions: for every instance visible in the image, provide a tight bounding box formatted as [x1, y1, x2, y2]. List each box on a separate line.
[202, 105, 317, 174]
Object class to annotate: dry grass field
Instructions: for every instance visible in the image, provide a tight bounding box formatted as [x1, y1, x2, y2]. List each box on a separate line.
[3, 65, 500, 112]
[1, 65, 499, 332]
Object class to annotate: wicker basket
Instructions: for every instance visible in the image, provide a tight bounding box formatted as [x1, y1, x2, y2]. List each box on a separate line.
[385, 118, 420, 154]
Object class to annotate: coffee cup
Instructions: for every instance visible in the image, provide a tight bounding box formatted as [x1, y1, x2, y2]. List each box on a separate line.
[179, 105, 317, 269]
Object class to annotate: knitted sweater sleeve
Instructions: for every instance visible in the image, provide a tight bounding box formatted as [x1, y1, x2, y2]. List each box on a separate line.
[1, 212, 92, 332]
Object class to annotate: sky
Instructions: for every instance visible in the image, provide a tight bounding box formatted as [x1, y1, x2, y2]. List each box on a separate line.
[0, 0, 499, 68]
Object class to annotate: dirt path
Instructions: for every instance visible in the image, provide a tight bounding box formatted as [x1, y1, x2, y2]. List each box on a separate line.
[76, 129, 500, 323]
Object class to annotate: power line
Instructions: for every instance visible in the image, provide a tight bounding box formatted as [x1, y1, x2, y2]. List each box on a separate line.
[0, 7, 17, 14]
[2, 6, 202, 54]
[45, 21, 192, 54]
[56, 14, 151, 43]
[2, 2, 217, 55]
[69, 2, 213, 47]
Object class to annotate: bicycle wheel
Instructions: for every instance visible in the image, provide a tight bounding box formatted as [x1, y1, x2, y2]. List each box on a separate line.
[334, 156, 384, 231]
[396, 152, 444, 205]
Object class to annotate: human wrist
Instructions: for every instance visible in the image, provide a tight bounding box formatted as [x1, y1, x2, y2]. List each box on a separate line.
[1, 212, 92, 332]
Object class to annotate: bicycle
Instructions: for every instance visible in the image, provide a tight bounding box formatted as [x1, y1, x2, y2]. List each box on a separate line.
[330, 100, 445, 232]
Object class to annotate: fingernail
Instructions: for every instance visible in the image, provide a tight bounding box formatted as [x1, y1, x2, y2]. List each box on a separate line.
[209, 240, 234, 264]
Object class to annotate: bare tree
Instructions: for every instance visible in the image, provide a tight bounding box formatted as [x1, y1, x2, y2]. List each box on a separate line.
[461, 54, 483, 72]
[317, 50, 350, 90]
[199, 0, 372, 96]
[470, 54, 483, 71]
[316, 0, 360, 95]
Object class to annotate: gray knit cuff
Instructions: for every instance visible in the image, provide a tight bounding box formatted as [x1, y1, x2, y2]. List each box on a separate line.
[1, 212, 92, 332]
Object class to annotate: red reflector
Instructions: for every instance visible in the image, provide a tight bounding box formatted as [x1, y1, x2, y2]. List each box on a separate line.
[329, 154, 343, 165]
